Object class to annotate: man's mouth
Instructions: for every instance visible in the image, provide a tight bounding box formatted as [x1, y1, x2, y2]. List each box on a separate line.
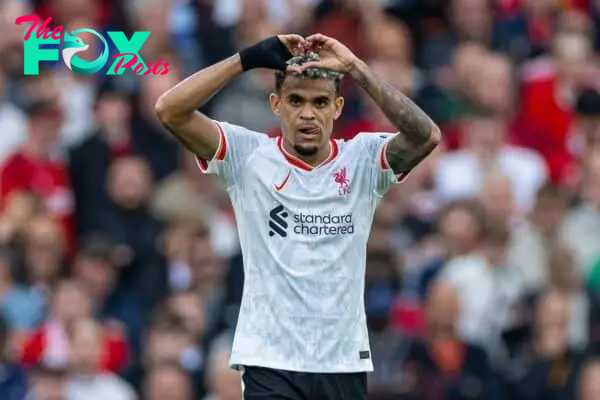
[298, 125, 321, 136]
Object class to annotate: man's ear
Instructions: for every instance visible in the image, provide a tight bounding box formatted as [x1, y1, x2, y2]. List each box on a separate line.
[270, 93, 281, 116]
[334, 96, 345, 120]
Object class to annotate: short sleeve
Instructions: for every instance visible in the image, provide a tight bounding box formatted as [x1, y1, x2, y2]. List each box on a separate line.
[196, 120, 268, 188]
[352, 132, 408, 197]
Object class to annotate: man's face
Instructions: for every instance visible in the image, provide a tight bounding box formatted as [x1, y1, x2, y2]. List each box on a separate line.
[451, 0, 491, 41]
[146, 368, 191, 400]
[190, 237, 221, 283]
[581, 363, 600, 400]
[270, 75, 343, 156]
[107, 157, 152, 209]
[51, 283, 92, 322]
[68, 319, 103, 372]
[439, 208, 481, 256]
[97, 95, 131, 129]
[532, 196, 567, 235]
[77, 258, 116, 297]
[576, 116, 600, 146]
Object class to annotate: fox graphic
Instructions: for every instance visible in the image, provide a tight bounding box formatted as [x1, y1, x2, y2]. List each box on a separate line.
[62, 31, 89, 71]
[61, 29, 109, 75]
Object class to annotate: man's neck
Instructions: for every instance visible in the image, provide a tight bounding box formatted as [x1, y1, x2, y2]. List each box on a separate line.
[23, 136, 51, 161]
[428, 327, 458, 342]
[102, 124, 130, 144]
[282, 139, 331, 167]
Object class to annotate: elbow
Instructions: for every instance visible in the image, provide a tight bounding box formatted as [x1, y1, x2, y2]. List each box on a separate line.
[154, 95, 171, 125]
[428, 124, 442, 150]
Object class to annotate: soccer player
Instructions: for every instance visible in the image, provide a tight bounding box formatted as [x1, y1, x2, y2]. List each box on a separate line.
[155, 34, 441, 400]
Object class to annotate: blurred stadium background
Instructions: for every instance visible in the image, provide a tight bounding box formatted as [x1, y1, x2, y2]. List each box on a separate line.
[1, 0, 600, 398]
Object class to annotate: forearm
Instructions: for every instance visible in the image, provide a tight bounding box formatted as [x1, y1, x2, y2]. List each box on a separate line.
[350, 59, 436, 143]
[155, 54, 243, 121]
[350, 59, 441, 171]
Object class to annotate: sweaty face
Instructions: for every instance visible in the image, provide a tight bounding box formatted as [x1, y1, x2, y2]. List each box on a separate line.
[271, 75, 343, 157]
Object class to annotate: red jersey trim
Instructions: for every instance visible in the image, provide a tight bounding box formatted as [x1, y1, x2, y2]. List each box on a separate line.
[380, 141, 391, 170]
[380, 141, 408, 183]
[276, 136, 339, 171]
[214, 122, 227, 160]
[196, 121, 227, 172]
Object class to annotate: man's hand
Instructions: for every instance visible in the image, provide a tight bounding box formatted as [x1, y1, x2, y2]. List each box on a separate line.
[293, 34, 441, 175]
[278, 34, 308, 58]
[287, 33, 359, 74]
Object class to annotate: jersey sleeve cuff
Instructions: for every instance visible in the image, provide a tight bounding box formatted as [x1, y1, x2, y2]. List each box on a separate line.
[196, 121, 228, 173]
[379, 140, 409, 183]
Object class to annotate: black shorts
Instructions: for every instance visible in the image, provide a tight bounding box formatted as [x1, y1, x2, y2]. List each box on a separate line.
[240, 366, 367, 400]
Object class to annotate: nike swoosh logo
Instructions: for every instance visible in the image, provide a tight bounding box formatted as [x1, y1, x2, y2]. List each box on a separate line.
[274, 171, 291, 192]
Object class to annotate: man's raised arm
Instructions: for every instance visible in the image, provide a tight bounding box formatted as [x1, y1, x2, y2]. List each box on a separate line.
[349, 59, 441, 174]
[154, 55, 243, 160]
[291, 34, 441, 175]
[155, 35, 305, 160]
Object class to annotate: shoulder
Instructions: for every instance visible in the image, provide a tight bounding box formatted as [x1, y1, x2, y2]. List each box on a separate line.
[70, 133, 106, 154]
[502, 146, 546, 167]
[216, 121, 271, 143]
[340, 131, 395, 155]
[441, 255, 485, 280]
[349, 131, 396, 142]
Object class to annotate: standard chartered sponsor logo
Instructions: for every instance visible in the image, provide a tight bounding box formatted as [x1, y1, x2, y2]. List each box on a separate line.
[268, 204, 354, 237]
[292, 212, 354, 235]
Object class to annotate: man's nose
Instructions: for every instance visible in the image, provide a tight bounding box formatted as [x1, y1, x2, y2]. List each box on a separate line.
[299, 105, 316, 120]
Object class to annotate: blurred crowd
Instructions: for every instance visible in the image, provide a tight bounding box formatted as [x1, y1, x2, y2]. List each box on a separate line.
[1, 0, 600, 399]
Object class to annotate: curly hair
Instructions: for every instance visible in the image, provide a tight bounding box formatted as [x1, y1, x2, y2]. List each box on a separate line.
[274, 52, 344, 94]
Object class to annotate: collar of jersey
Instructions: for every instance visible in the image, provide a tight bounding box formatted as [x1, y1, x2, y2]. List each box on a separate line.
[276, 136, 339, 171]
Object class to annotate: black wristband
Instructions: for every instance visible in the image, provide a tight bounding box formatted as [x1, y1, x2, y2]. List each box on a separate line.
[239, 36, 293, 71]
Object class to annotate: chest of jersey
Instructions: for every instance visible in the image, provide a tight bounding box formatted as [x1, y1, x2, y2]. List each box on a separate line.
[238, 147, 375, 245]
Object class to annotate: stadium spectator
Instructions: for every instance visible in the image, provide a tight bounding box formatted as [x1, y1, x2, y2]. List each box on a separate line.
[0, 245, 44, 333]
[0, 314, 28, 399]
[519, 31, 594, 182]
[507, 183, 570, 293]
[0, 96, 76, 255]
[144, 362, 193, 400]
[203, 333, 241, 400]
[25, 366, 67, 400]
[402, 281, 499, 399]
[86, 155, 167, 308]
[65, 317, 136, 400]
[507, 289, 586, 399]
[439, 221, 525, 363]
[21, 215, 65, 297]
[20, 279, 128, 373]
[68, 79, 135, 237]
[579, 358, 600, 400]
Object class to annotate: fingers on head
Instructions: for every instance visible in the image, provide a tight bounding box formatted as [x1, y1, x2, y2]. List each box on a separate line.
[307, 33, 328, 44]
[286, 34, 305, 44]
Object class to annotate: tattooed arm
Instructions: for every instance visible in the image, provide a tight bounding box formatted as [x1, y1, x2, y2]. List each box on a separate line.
[293, 33, 441, 174]
[349, 59, 441, 174]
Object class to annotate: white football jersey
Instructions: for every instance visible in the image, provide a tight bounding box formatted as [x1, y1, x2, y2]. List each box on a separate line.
[197, 120, 403, 373]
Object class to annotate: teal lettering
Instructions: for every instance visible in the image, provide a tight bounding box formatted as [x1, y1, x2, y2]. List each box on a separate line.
[23, 35, 59, 75]
[106, 31, 150, 74]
